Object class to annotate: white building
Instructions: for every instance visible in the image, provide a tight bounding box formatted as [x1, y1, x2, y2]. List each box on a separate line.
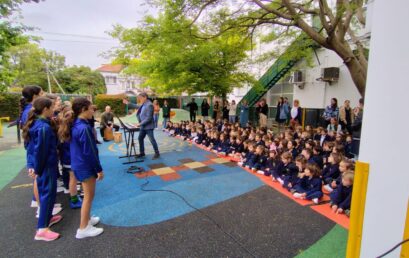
[96, 64, 144, 95]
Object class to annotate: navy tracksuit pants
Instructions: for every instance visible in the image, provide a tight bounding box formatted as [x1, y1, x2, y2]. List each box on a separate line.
[36, 167, 58, 229]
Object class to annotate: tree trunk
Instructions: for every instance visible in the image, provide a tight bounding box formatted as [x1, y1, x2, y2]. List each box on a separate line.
[328, 39, 367, 97]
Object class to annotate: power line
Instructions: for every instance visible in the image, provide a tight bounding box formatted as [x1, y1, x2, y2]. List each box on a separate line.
[34, 31, 115, 41]
[41, 38, 117, 45]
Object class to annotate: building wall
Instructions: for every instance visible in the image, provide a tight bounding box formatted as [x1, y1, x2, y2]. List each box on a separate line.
[292, 48, 361, 109]
[99, 71, 143, 95]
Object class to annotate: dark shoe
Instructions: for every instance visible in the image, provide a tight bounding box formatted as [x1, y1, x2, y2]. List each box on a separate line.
[152, 153, 160, 160]
[135, 154, 145, 158]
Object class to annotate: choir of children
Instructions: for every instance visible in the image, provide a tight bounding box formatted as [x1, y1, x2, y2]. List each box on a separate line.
[164, 119, 355, 216]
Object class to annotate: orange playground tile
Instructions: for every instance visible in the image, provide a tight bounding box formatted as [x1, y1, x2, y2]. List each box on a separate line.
[173, 165, 189, 171]
[134, 171, 156, 179]
[160, 173, 182, 181]
[311, 204, 350, 229]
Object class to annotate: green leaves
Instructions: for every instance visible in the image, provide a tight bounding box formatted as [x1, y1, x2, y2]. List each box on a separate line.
[110, 3, 254, 97]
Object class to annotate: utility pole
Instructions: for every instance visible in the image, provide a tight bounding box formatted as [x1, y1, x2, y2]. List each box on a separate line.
[45, 62, 52, 93]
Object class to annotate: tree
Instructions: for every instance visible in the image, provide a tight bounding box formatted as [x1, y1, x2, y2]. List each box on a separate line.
[3, 43, 65, 91]
[174, 0, 368, 96]
[55, 66, 106, 95]
[110, 2, 256, 97]
[0, 0, 43, 92]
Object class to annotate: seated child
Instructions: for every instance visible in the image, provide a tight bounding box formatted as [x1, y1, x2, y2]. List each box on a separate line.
[322, 152, 342, 184]
[263, 150, 279, 176]
[249, 145, 267, 173]
[330, 172, 354, 215]
[293, 163, 323, 204]
[238, 142, 256, 168]
[324, 158, 353, 193]
[287, 140, 298, 160]
[312, 145, 324, 169]
[344, 135, 354, 159]
[226, 136, 237, 155]
[272, 152, 298, 185]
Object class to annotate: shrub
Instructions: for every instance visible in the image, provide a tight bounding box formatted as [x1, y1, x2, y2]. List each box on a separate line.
[0, 93, 21, 120]
[95, 94, 126, 116]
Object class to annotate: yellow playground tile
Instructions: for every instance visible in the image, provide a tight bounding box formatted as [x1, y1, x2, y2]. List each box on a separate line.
[152, 167, 176, 175]
[211, 158, 229, 164]
[184, 162, 206, 169]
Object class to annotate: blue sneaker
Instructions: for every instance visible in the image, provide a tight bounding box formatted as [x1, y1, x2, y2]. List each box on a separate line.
[70, 198, 83, 209]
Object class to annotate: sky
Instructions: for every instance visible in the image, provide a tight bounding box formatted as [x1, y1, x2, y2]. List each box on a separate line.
[15, 0, 154, 69]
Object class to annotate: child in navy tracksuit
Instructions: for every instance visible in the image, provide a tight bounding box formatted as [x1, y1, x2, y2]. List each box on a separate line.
[239, 142, 256, 167]
[24, 97, 61, 241]
[312, 145, 324, 169]
[58, 108, 82, 209]
[322, 153, 342, 184]
[61, 97, 104, 239]
[293, 163, 323, 204]
[263, 150, 279, 176]
[213, 133, 230, 155]
[250, 145, 267, 173]
[272, 152, 298, 185]
[330, 172, 354, 215]
[324, 158, 353, 193]
[287, 140, 298, 160]
[282, 154, 304, 190]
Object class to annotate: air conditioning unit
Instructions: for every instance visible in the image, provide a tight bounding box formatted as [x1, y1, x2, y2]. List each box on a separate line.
[321, 67, 340, 83]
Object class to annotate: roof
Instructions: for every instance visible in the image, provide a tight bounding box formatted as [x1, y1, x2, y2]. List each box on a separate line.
[96, 64, 124, 73]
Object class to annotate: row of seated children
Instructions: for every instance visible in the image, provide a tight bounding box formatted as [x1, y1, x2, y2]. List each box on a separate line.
[164, 119, 354, 215]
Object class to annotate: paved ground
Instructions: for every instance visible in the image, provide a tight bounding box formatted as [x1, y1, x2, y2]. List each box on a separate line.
[0, 117, 348, 257]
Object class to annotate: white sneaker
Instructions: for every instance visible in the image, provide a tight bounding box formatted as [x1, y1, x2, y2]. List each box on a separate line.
[56, 186, 65, 193]
[324, 184, 334, 193]
[257, 170, 265, 175]
[76, 225, 104, 239]
[277, 178, 284, 185]
[238, 162, 243, 166]
[89, 216, 100, 226]
[31, 200, 38, 208]
[63, 188, 70, 194]
[312, 198, 319, 204]
[293, 193, 302, 199]
[36, 206, 63, 218]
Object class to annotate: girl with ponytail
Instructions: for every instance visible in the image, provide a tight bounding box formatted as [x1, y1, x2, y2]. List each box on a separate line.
[60, 97, 104, 239]
[57, 107, 82, 209]
[23, 97, 62, 241]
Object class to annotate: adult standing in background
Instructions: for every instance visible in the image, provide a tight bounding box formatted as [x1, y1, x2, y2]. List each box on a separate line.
[222, 100, 230, 121]
[290, 99, 302, 129]
[323, 98, 339, 127]
[201, 99, 210, 121]
[239, 99, 249, 128]
[123, 92, 160, 160]
[258, 99, 269, 128]
[351, 98, 364, 157]
[275, 97, 285, 130]
[186, 98, 198, 122]
[228, 100, 237, 124]
[153, 100, 160, 129]
[212, 101, 220, 120]
[162, 100, 171, 129]
[339, 100, 354, 134]
[279, 98, 289, 127]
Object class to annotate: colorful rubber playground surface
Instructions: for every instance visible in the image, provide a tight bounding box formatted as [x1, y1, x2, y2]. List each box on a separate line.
[0, 123, 348, 257]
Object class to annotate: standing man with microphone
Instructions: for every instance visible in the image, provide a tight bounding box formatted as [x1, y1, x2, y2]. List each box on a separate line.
[123, 92, 160, 160]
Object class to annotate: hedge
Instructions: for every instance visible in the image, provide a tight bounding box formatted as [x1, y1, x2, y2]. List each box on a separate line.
[95, 94, 126, 116]
[0, 93, 21, 120]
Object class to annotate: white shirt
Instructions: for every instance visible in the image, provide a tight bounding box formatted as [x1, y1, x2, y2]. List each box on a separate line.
[291, 107, 299, 119]
[229, 104, 237, 116]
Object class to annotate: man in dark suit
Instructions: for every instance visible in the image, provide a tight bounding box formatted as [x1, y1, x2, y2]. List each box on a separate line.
[186, 98, 198, 122]
[123, 93, 160, 159]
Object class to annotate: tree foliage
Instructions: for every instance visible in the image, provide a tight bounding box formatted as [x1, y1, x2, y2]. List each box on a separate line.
[173, 0, 369, 96]
[55, 66, 106, 95]
[110, 1, 257, 97]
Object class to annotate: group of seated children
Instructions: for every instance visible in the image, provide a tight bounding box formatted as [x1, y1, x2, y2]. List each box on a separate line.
[164, 119, 354, 216]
